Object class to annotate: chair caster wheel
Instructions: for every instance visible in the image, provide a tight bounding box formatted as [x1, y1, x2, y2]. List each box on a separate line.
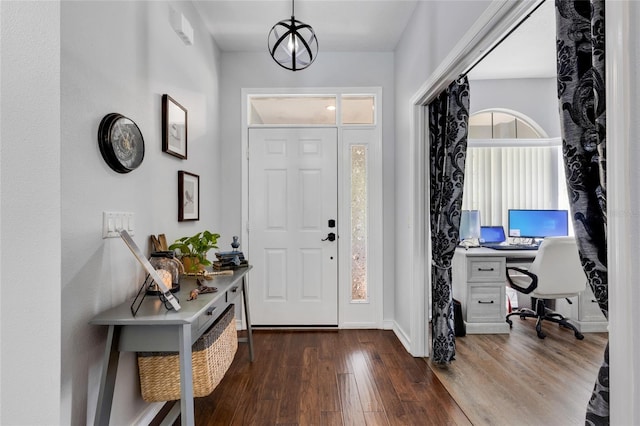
[506, 319, 513, 327]
[575, 332, 584, 340]
[536, 331, 546, 339]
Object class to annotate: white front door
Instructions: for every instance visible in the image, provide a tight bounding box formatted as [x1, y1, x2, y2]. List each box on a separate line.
[248, 127, 338, 325]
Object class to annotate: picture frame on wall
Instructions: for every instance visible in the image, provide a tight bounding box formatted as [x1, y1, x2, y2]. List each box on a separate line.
[162, 94, 188, 159]
[178, 171, 199, 221]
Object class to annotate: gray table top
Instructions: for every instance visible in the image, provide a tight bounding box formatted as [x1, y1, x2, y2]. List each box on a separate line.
[89, 267, 251, 326]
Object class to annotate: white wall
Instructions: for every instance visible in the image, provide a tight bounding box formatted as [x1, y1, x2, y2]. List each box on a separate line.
[0, 2, 61, 424]
[393, 0, 491, 346]
[219, 51, 397, 321]
[469, 77, 560, 137]
[60, 1, 222, 424]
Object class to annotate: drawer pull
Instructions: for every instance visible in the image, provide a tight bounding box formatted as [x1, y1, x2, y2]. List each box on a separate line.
[206, 307, 217, 316]
[477, 267, 495, 272]
[230, 286, 238, 293]
[478, 300, 495, 304]
[591, 299, 597, 303]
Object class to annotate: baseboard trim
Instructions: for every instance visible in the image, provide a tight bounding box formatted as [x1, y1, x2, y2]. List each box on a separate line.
[391, 321, 412, 355]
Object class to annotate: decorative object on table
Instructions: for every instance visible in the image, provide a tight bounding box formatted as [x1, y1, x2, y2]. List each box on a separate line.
[119, 230, 181, 315]
[202, 270, 234, 280]
[178, 171, 199, 221]
[137, 304, 237, 402]
[148, 251, 184, 294]
[213, 249, 248, 271]
[268, 0, 318, 71]
[150, 234, 169, 252]
[231, 236, 240, 251]
[187, 279, 219, 301]
[168, 230, 220, 274]
[98, 112, 145, 173]
[162, 94, 187, 159]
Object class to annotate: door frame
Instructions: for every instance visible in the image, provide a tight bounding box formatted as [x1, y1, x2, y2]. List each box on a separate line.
[409, 0, 543, 359]
[241, 87, 384, 329]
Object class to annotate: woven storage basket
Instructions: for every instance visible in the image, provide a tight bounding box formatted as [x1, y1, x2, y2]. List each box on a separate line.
[137, 304, 237, 402]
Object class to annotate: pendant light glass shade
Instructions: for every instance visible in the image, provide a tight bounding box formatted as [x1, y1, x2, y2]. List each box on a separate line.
[268, 1, 318, 71]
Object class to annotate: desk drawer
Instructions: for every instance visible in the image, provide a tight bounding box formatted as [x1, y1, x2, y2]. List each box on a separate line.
[579, 287, 607, 322]
[195, 298, 228, 336]
[467, 286, 503, 322]
[467, 258, 505, 282]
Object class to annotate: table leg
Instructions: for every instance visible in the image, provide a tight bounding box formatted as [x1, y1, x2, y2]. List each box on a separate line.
[178, 324, 195, 426]
[242, 276, 254, 362]
[94, 325, 121, 426]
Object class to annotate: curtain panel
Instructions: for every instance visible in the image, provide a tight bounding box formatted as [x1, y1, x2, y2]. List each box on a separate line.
[555, 1, 608, 424]
[429, 76, 470, 364]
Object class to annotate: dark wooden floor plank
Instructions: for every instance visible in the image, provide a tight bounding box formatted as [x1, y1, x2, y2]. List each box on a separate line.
[320, 410, 344, 425]
[337, 372, 367, 426]
[348, 347, 385, 412]
[363, 355, 409, 426]
[318, 359, 342, 412]
[364, 409, 390, 425]
[276, 366, 303, 424]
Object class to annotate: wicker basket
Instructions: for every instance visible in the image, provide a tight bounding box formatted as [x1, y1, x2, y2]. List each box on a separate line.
[137, 304, 237, 402]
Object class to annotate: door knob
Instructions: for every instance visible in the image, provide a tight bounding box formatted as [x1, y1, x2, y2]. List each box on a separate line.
[321, 232, 336, 242]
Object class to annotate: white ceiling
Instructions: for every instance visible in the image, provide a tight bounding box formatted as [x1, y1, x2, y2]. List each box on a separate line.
[193, 0, 556, 80]
[467, 0, 556, 80]
[193, 0, 419, 52]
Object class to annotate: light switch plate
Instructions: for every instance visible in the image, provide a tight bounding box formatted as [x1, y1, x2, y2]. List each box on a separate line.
[103, 211, 135, 238]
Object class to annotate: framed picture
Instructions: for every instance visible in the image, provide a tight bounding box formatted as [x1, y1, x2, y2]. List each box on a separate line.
[178, 171, 199, 221]
[162, 94, 188, 159]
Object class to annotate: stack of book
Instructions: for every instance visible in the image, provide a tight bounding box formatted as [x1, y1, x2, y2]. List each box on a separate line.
[213, 251, 248, 270]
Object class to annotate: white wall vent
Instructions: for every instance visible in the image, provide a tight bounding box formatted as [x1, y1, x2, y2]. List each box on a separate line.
[170, 7, 194, 46]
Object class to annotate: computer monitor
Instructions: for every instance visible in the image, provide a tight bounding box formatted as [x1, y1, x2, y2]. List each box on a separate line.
[459, 210, 481, 241]
[507, 209, 569, 238]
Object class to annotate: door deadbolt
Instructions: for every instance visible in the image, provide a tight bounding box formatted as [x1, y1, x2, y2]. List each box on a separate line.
[321, 232, 336, 242]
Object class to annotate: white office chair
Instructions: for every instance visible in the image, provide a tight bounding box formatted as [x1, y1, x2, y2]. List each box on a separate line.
[505, 236, 586, 339]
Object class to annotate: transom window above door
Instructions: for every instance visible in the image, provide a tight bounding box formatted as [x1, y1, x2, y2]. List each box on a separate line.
[248, 95, 376, 125]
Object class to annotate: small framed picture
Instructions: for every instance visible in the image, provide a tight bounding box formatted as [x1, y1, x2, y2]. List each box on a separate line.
[162, 94, 188, 159]
[178, 171, 199, 221]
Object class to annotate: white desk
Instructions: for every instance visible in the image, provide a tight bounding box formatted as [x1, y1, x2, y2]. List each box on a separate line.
[452, 247, 536, 334]
[453, 246, 608, 334]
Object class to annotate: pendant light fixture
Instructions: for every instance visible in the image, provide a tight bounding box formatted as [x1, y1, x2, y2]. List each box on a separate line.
[268, 0, 318, 71]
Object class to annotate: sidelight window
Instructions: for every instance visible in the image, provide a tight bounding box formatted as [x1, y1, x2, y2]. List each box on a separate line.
[350, 145, 368, 302]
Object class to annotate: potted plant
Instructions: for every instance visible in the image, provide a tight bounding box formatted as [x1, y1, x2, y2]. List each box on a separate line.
[168, 230, 221, 273]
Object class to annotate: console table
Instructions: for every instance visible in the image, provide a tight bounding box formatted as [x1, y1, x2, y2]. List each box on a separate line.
[90, 267, 253, 426]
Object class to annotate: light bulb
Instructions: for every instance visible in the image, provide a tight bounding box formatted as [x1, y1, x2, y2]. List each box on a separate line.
[287, 34, 299, 56]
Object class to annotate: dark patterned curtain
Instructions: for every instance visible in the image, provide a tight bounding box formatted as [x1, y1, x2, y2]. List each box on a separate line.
[555, 1, 608, 424]
[429, 76, 470, 364]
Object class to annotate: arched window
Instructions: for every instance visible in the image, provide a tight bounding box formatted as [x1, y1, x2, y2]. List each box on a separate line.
[468, 109, 547, 139]
[462, 109, 569, 232]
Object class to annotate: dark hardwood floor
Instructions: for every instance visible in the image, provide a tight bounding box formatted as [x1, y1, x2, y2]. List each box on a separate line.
[163, 320, 607, 425]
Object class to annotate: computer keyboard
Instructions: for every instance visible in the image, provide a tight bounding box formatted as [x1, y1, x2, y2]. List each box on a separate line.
[482, 243, 539, 250]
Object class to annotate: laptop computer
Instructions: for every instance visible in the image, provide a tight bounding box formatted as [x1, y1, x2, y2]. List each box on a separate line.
[480, 225, 539, 250]
[479, 226, 506, 245]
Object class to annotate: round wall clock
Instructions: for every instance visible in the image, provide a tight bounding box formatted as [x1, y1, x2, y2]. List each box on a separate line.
[98, 113, 145, 173]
